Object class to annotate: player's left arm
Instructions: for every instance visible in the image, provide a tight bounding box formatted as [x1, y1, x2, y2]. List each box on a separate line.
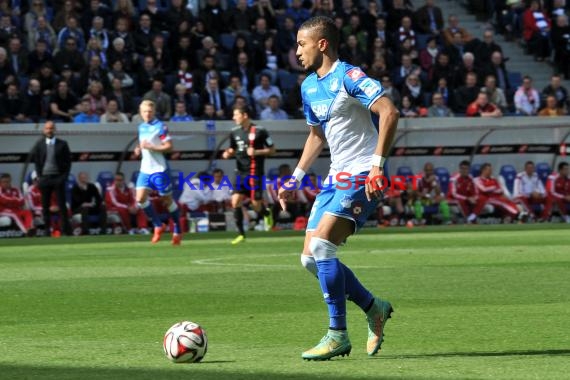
[251, 129, 276, 157]
[140, 124, 173, 153]
[367, 96, 400, 200]
[141, 139, 173, 153]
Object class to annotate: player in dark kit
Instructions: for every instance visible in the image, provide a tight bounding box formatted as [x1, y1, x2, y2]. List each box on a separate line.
[222, 104, 276, 244]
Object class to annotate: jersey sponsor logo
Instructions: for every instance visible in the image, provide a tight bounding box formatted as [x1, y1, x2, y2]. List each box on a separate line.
[306, 87, 317, 94]
[266, 137, 273, 146]
[358, 78, 381, 98]
[310, 99, 333, 119]
[329, 78, 339, 92]
[347, 68, 365, 81]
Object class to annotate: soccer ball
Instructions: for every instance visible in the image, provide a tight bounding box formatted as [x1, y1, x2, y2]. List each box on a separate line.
[163, 321, 208, 363]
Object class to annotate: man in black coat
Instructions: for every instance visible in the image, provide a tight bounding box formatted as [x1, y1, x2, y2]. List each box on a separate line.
[30, 121, 73, 236]
[414, 0, 444, 35]
[71, 172, 106, 235]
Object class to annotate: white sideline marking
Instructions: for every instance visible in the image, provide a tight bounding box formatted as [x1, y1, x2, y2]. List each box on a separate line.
[191, 252, 381, 269]
[191, 253, 297, 268]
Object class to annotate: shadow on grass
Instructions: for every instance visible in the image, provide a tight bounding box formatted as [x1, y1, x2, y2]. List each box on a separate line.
[377, 349, 570, 360]
[0, 363, 429, 380]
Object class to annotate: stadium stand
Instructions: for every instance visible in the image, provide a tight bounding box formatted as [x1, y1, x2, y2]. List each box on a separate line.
[499, 164, 517, 195]
[96, 171, 115, 195]
[536, 162, 552, 185]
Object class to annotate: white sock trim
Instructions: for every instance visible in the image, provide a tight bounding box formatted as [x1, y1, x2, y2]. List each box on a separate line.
[301, 254, 318, 276]
[168, 201, 178, 212]
[308, 237, 338, 261]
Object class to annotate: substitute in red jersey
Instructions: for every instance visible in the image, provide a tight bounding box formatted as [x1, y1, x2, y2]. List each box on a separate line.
[474, 163, 524, 221]
[414, 162, 450, 223]
[26, 176, 57, 217]
[0, 173, 33, 234]
[465, 91, 503, 117]
[25, 175, 65, 236]
[543, 162, 570, 222]
[448, 160, 487, 223]
[513, 161, 547, 219]
[105, 172, 148, 234]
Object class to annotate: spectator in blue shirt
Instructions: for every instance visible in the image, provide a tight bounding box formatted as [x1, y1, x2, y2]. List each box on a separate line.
[260, 95, 288, 120]
[57, 16, 85, 52]
[170, 101, 194, 122]
[73, 98, 100, 123]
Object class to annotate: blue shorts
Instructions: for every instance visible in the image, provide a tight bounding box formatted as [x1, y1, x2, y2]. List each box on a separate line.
[136, 170, 173, 196]
[306, 172, 378, 232]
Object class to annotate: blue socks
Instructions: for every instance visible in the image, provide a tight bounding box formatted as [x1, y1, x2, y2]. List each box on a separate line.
[139, 200, 161, 227]
[342, 263, 374, 311]
[315, 258, 347, 330]
[139, 199, 181, 233]
[305, 237, 375, 331]
[168, 202, 181, 234]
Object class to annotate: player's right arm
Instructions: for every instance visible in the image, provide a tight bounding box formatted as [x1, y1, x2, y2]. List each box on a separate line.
[296, 125, 326, 174]
[222, 132, 237, 159]
[278, 125, 325, 210]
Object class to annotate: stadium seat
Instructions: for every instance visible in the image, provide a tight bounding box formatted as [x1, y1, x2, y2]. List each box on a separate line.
[66, 173, 76, 204]
[220, 70, 230, 86]
[396, 166, 413, 178]
[267, 167, 279, 180]
[129, 171, 140, 189]
[499, 165, 517, 195]
[22, 171, 34, 194]
[170, 169, 182, 201]
[470, 163, 482, 178]
[278, 71, 298, 94]
[536, 162, 551, 185]
[415, 34, 432, 50]
[508, 72, 523, 90]
[190, 93, 201, 115]
[96, 171, 115, 196]
[435, 167, 450, 194]
[219, 33, 236, 52]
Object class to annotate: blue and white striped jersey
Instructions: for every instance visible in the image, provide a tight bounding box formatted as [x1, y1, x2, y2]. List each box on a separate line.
[138, 119, 171, 174]
[302, 60, 384, 179]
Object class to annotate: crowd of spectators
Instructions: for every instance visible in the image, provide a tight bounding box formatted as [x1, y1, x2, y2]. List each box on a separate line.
[0, 0, 568, 123]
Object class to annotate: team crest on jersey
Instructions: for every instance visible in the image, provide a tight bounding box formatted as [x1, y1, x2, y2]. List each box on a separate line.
[347, 68, 365, 81]
[329, 78, 339, 92]
[340, 195, 353, 209]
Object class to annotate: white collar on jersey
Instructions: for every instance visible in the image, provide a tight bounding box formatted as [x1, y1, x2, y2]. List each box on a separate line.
[317, 60, 340, 80]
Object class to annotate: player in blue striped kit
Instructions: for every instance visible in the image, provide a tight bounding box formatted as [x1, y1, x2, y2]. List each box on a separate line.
[278, 17, 400, 360]
[134, 100, 182, 246]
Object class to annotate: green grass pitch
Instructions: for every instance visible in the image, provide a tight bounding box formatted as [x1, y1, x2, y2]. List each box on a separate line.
[1, 225, 569, 380]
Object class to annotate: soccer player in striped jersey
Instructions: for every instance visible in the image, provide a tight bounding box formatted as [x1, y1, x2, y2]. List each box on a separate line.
[134, 100, 182, 245]
[278, 16, 399, 361]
